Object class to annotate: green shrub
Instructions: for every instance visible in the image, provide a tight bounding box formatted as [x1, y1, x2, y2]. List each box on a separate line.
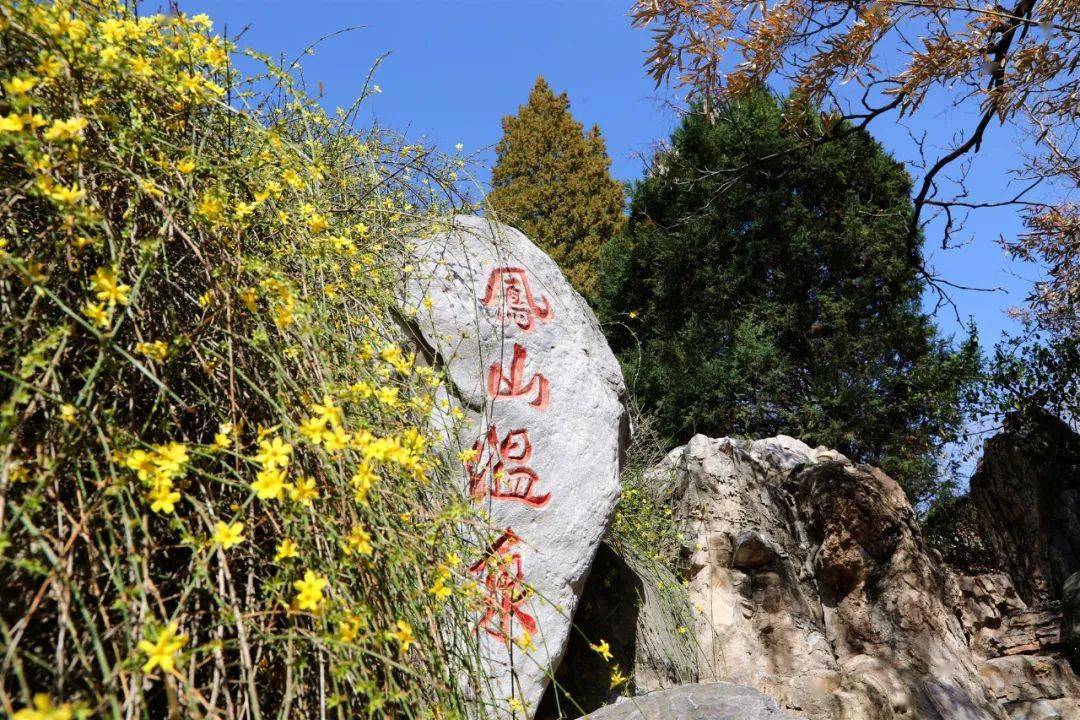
[0, 3, 489, 718]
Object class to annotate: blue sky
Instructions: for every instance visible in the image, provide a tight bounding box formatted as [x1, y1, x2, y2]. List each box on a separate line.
[185, 0, 1041, 347]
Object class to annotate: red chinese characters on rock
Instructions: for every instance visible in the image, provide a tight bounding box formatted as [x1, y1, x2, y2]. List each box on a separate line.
[481, 267, 553, 332]
[470, 529, 538, 641]
[465, 268, 557, 644]
[466, 426, 551, 508]
[486, 343, 550, 409]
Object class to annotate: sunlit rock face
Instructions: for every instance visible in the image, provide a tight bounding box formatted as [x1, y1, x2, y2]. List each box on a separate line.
[636, 435, 1008, 720]
[401, 215, 628, 719]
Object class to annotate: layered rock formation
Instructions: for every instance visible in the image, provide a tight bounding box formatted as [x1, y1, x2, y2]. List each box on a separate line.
[402, 216, 628, 718]
[569, 432, 1080, 720]
[970, 408, 1080, 607]
[644, 435, 1006, 719]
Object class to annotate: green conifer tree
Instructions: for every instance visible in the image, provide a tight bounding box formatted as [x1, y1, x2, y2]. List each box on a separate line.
[600, 91, 982, 505]
[488, 77, 624, 303]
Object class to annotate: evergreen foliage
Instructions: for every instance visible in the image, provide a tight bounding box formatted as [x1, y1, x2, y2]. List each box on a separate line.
[600, 91, 981, 504]
[488, 77, 624, 303]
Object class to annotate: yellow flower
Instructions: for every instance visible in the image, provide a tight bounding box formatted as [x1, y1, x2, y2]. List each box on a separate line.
[212, 521, 245, 549]
[374, 386, 399, 407]
[130, 56, 152, 77]
[43, 116, 88, 142]
[351, 461, 377, 504]
[293, 570, 328, 611]
[349, 380, 374, 399]
[0, 113, 25, 133]
[176, 158, 196, 174]
[457, 448, 478, 463]
[251, 466, 287, 500]
[307, 212, 328, 234]
[91, 267, 131, 305]
[386, 619, 415, 653]
[149, 485, 181, 514]
[281, 168, 302, 188]
[137, 622, 187, 674]
[507, 698, 524, 715]
[153, 442, 189, 479]
[289, 476, 318, 506]
[82, 301, 110, 328]
[609, 666, 628, 689]
[135, 340, 168, 361]
[123, 449, 156, 481]
[36, 54, 64, 79]
[196, 194, 223, 221]
[311, 395, 343, 425]
[322, 425, 351, 453]
[338, 613, 366, 643]
[590, 639, 613, 661]
[3, 76, 37, 95]
[274, 538, 299, 561]
[273, 304, 294, 328]
[47, 184, 85, 205]
[343, 524, 373, 557]
[12, 693, 76, 720]
[253, 437, 292, 468]
[213, 423, 233, 450]
[239, 286, 258, 311]
[515, 630, 537, 652]
[298, 416, 328, 445]
[59, 403, 76, 424]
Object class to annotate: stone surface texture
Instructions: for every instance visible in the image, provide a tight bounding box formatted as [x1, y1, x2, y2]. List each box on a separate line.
[582, 682, 805, 720]
[633, 434, 1008, 719]
[970, 409, 1080, 608]
[401, 215, 627, 718]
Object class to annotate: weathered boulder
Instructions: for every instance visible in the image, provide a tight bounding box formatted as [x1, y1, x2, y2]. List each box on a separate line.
[970, 409, 1080, 607]
[633, 435, 1006, 719]
[581, 682, 805, 720]
[401, 216, 627, 717]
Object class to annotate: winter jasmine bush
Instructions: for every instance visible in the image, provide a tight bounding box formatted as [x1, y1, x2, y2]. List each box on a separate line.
[0, 2, 490, 718]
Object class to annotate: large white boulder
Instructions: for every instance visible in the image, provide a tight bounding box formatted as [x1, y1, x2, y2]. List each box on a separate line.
[401, 215, 627, 718]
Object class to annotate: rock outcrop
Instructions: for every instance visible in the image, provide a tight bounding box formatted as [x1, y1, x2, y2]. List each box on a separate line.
[622, 434, 1008, 719]
[954, 572, 1079, 719]
[402, 216, 627, 718]
[970, 408, 1080, 608]
[584, 682, 805, 720]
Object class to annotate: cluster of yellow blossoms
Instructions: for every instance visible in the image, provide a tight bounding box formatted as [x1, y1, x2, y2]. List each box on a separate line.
[3, 2, 485, 717]
[121, 442, 190, 514]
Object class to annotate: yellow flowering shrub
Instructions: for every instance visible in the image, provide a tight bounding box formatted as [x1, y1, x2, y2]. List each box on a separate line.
[0, 2, 485, 717]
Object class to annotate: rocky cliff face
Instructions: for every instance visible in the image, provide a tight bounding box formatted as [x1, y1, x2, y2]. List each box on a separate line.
[644, 435, 1007, 719]
[970, 408, 1080, 608]
[567, 433, 1080, 720]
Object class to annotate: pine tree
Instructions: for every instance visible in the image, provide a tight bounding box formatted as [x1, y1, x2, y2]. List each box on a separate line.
[488, 77, 624, 303]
